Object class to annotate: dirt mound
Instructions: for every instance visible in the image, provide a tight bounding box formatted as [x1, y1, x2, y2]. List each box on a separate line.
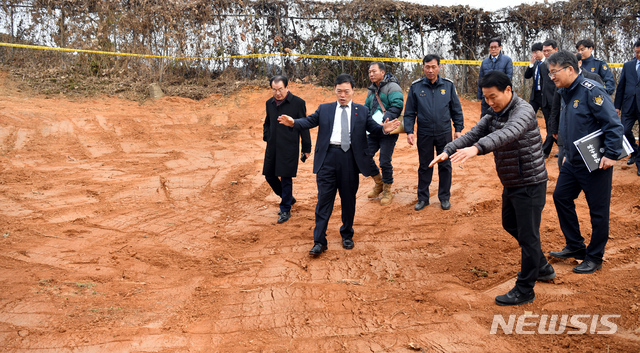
[0, 75, 639, 352]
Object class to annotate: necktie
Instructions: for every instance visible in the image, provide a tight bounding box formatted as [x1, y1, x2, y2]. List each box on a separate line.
[535, 62, 540, 90]
[636, 61, 640, 82]
[340, 106, 349, 152]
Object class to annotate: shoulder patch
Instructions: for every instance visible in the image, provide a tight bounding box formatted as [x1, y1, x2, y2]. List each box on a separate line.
[593, 95, 604, 106]
[581, 80, 595, 90]
[411, 78, 422, 85]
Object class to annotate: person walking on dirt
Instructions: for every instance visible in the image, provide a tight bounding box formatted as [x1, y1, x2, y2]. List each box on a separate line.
[430, 71, 553, 306]
[363, 61, 404, 206]
[547, 50, 623, 274]
[277, 74, 400, 256]
[262, 75, 312, 224]
[404, 54, 464, 211]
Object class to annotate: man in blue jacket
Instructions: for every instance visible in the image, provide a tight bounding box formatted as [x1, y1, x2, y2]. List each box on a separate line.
[547, 50, 623, 274]
[477, 37, 513, 117]
[404, 54, 464, 211]
[614, 38, 640, 175]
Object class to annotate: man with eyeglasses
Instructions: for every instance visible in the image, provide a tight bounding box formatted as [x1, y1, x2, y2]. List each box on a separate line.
[548, 52, 604, 170]
[477, 37, 513, 117]
[262, 75, 311, 224]
[546, 50, 623, 274]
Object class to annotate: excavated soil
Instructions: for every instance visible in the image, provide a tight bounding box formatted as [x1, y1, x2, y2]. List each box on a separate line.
[1, 72, 639, 352]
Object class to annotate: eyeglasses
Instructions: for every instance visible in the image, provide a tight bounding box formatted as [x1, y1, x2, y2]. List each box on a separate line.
[271, 88, 286, 93]
[548, 66, 569, 78]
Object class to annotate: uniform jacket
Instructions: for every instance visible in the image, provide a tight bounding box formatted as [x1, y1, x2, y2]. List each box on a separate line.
[524, 60, 543, 102]
[558, 75, 623, 166]
[403, 76, 464, 136]
[443, 92, 548, 188]
[549, 71, 604, 137]
[614, 58, 640, 116]
[262, 93, 312, 177]
[581, 55, 616, 95]
[364, 73, 404, 121]
[293, 102, 384, 177]
[477, 53, 513, 99]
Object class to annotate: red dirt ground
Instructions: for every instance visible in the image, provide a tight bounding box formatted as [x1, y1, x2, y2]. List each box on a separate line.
[1, 72, 639, 352]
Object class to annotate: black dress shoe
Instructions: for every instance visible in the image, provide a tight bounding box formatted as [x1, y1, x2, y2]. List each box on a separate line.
[554, 153, 559, 158]
[342, 238, 354, 249]
[518, 262, 556, 281]
[637, 169, 640, 177]
[277, 211, 291, 223]
[549, 247, 586, 260]
[627, 155, 637, 165]
[573, 260, 602, 274]
[309, 243, 327, 256]
[495, 287, 535, 306]
[441, 200, 451, 210]
[414, 200, 428, 211]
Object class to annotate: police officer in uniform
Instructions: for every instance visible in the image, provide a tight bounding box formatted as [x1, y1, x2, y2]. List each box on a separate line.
[576, 38, 616, 95]
[547, 50, 623, 274]
[404, 54, 464, 211]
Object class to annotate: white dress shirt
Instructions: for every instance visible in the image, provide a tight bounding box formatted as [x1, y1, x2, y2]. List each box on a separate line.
[330, 100, 351, 145]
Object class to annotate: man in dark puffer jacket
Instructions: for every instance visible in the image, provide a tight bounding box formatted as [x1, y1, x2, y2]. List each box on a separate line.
[430, 71, 553, 306]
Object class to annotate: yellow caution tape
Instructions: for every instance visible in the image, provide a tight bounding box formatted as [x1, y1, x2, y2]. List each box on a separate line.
[0, 42, 277, 60]
[0, 42, 625, 67]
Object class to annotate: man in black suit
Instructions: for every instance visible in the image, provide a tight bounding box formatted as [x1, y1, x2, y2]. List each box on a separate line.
[278, 74, 400, 256]
[262, 75, 312, 223]
[614, 38, 640, 176]
[540, 39, 559, 158]
[524, 42, 544, 113]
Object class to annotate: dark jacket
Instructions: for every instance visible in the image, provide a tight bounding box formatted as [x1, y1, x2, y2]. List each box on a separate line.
[539, 61, 556, 108]
[614, 58, 640, 116]
[549, 71, 604, 139]
[581, 55, 616, 95]
[364, 73, 404, 121]
[524, 60, 543, 102]
[403, 76, 464, 136]
[293, 101, 384, 177]
[262, 93, 311, 177]
[443, 92, 548, 188]
[557, 75, 623, 166]
[477, 53, 513, 99]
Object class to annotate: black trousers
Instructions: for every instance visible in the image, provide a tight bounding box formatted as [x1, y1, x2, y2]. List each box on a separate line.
[502, 182, 548, 293]
[622, 98, 640, 169]
[265, 176, 293, 212]
[313, 147, 359, 247]
[553, 162, 613, 264]
[529, 90, 543, 113]
[417, 133, 452, 202]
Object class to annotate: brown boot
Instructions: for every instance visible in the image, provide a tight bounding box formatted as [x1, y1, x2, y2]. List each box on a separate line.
[380, 183, 393, 206]
[367, 174, 383, 198]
